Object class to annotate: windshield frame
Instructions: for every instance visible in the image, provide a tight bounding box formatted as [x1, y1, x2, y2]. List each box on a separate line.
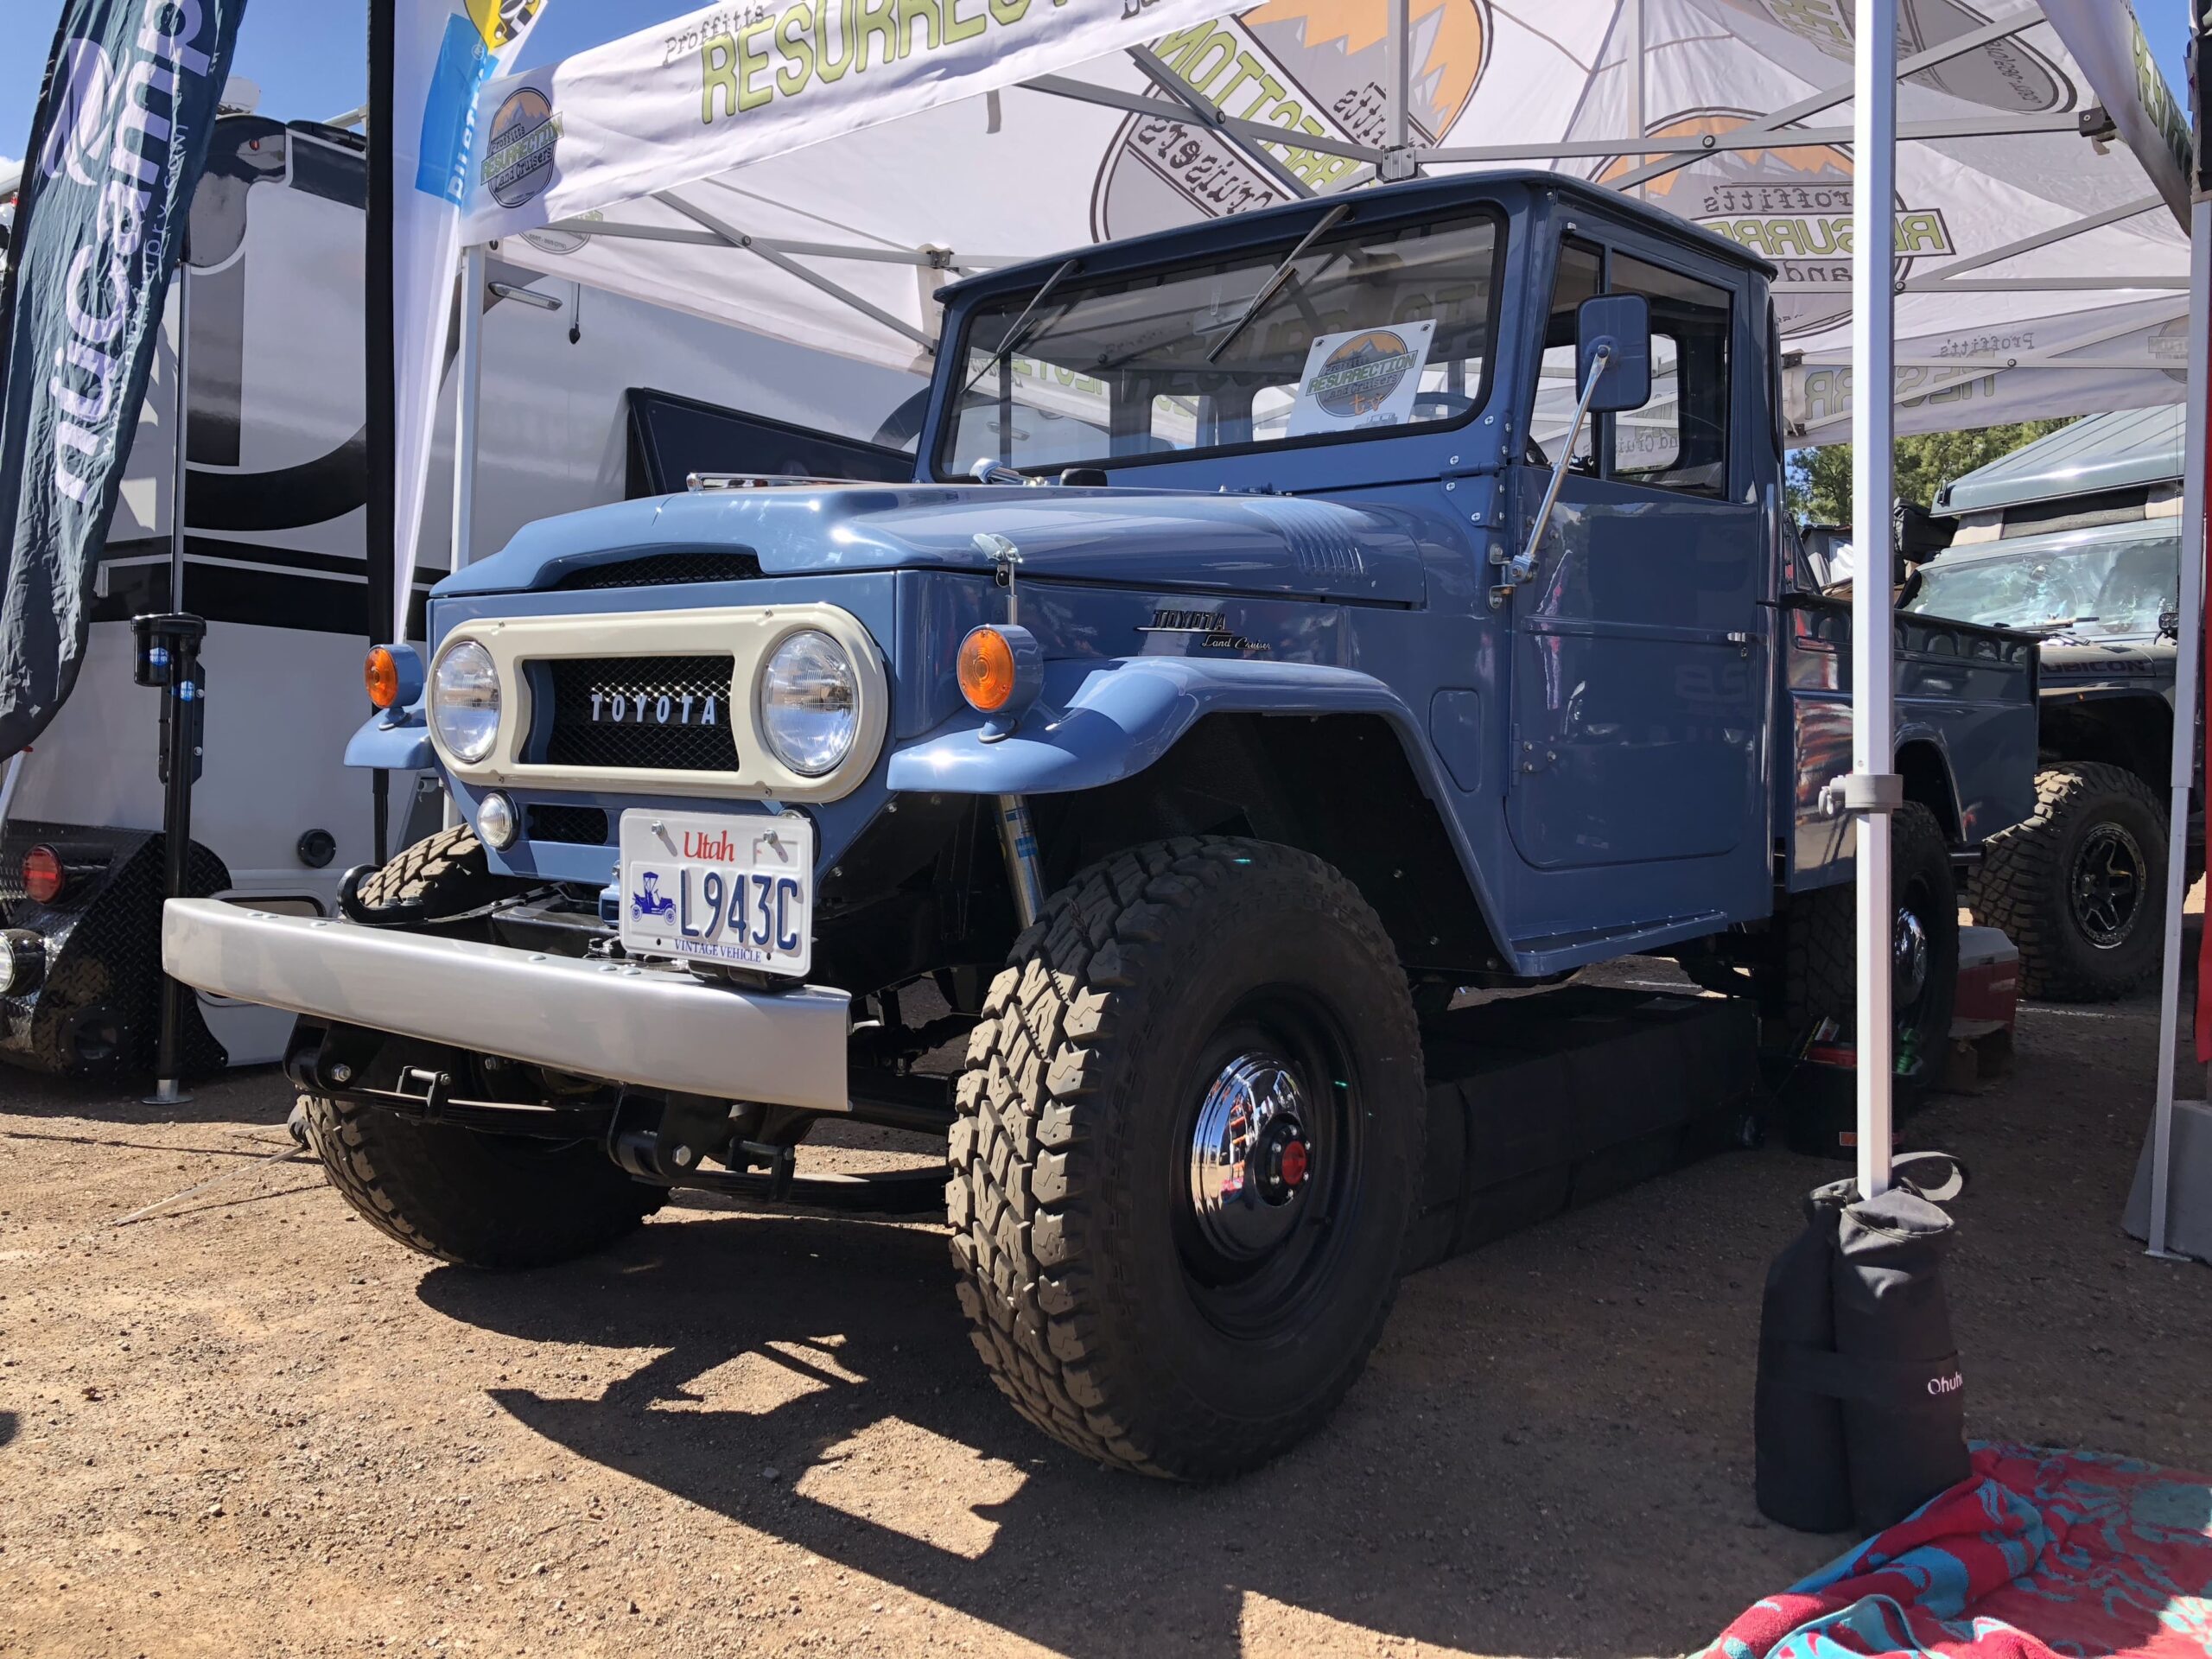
[925, 199, 1510, 482]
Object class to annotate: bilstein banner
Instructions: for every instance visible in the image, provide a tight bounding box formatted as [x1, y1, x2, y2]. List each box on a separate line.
[0, 0, 245, 756]
[390, 0, 550, 640]
[458, 0, 1238, 245]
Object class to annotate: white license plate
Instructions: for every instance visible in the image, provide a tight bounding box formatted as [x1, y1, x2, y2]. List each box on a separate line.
[617, 810, 815, 978]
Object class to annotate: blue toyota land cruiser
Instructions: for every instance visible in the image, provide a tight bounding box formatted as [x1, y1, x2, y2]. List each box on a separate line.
[163, 172, 2037, 1479]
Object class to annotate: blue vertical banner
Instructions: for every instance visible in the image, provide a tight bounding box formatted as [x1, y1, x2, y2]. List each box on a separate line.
[0, 0, 247, 755]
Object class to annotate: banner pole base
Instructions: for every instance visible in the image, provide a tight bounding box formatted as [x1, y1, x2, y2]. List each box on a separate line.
[143, 1078, 193, 1108]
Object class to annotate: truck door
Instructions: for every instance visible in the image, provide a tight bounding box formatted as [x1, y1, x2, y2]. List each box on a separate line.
[1503, 235, 1766, 913]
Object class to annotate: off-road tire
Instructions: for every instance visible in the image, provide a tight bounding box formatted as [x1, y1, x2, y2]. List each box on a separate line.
[301, 825, 662, 1269]
[1782, 802, 1958, 1090]
[354, 823, 502, 916]
[298, 1092, 662, 1269]
[948, 837, 1423, 1481]
[1971, 764, 2165, 1002]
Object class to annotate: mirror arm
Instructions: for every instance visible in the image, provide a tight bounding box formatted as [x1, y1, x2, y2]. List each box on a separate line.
[1493, 340, 1614, 610]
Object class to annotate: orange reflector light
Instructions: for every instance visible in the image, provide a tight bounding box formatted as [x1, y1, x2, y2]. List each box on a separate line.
[365, 646, 401, 709]
[22, 846, 65, 906]
[957, 627, 1018, 713]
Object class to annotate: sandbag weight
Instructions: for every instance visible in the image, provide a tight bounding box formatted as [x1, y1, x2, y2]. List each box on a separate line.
[1754, 1179, 1856, 1532]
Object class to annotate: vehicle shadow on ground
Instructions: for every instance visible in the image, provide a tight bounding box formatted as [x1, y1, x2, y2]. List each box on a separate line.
[419, 1206, 1786, 1659]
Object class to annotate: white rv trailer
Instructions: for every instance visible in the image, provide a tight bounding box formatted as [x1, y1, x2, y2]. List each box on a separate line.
[0, 114, 925, 1077]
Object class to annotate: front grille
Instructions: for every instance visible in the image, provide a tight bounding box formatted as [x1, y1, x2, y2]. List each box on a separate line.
[526, 804, 611, 845]
[550, 551, 763, 591]
[542, 655, 741, 772]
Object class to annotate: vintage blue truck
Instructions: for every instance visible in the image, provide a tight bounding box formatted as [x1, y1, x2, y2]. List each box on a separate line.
[162, 171, 2037, 1479]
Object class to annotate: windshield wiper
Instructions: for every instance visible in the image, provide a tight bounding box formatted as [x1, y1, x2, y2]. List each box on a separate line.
[1204, 204, 1351, 365]
[959, 257, 1081, 403]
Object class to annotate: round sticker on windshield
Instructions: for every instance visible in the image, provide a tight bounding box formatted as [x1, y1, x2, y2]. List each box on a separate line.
[1311, 331, 1421, 421]
[483, 87, 558, 210]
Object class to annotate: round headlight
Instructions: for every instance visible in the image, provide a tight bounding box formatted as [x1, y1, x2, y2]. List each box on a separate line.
[759, 630, 857, 778]
[430, 639, 502, 764]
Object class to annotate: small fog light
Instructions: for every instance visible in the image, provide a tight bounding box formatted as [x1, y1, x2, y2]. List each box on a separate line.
[474, 791, 518, 850]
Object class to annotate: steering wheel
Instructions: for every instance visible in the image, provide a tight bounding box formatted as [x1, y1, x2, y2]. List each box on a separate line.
[1413, 391, 1476, 423]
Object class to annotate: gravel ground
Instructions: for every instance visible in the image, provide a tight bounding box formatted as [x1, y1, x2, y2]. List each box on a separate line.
[0, 956, 2206, 1658]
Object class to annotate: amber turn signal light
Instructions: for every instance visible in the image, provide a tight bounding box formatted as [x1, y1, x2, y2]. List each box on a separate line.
[957, 627, 1019, 713]
[365, 646, 402, 709]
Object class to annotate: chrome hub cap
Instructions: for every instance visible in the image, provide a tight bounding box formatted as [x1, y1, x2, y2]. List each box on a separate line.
[1188, 1052, 1312, 1261]
[1894, 906, 1931, 1010]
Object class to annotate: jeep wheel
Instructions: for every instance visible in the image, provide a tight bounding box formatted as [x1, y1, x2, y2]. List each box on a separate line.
[949, 837, 1422, 1480]
[1783, 803, 1959, 1092]
[1971, 764, 2165, 1002]
[299, 1092, 663, 1269]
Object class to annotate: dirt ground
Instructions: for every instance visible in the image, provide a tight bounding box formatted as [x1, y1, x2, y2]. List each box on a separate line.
[2, 954, 2207, 1659]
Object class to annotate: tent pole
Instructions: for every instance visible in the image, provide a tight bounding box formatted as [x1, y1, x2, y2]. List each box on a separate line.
[1851, 0, 1898, 1203]
[1387, 0, 1409, 151]
[451, 245, 485, 575]
[1627, 0, 1646, 199]
[2147, 197, 2209, 1261]
[366, 0, 396, 867]
[169, 242, 192, 612]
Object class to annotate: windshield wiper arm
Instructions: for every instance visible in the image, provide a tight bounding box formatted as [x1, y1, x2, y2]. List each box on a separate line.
[960, 257, 1081, 403]
[1204, 204, 1351, 365]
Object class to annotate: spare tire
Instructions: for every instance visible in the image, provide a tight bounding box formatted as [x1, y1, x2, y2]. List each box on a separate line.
[1970, 764, 2164, 1002]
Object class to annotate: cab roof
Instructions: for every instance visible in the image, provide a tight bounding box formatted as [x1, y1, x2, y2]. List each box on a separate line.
[937, 169, 1777, 308]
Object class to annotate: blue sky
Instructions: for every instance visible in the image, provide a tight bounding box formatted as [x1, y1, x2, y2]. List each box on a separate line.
[3, 1, 2200, 175]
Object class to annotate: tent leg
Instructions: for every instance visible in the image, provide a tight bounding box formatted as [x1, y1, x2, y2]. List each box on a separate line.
[451, 245, 485, 575]
[1851, 0, 1898, 1202]
[2146, 196, 2211, 1262]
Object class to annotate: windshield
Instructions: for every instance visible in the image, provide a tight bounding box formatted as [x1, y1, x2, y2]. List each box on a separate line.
[935, 207, 1502, 477]
[1906, 536, 2179, 638]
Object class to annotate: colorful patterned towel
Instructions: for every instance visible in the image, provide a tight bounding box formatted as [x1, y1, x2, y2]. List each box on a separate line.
[1704, 1444, 2212, 1659]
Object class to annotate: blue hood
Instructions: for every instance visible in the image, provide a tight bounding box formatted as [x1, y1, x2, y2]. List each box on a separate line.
[439, 484, 1427, 605]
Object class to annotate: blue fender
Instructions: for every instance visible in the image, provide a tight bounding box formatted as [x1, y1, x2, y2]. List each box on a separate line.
[346, 705, 433, 771]
[886, 657, 1422, 795]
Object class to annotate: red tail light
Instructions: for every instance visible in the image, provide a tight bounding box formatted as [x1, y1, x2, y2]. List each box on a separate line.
[22, 846, 66, 905]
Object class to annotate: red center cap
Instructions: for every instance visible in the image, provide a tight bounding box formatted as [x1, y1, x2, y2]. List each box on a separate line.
[1278, 1137, 1309, 1189]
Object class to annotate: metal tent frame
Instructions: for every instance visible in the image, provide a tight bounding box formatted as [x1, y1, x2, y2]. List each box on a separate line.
[436, 0, 2205, 1226]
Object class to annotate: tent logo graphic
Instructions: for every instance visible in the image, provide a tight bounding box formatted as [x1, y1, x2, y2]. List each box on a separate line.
[483, 86, 559, 211]
[1593, 110, 1954, 338]
[1090, 0, 1491, 241]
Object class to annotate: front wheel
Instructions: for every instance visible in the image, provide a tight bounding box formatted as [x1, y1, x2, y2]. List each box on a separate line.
[948, 837, 1423, 1480]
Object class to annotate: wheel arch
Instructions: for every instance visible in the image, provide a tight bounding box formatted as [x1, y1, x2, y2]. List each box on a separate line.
[883, 658, 1511, 981]
[1895, 734, 1964, 848]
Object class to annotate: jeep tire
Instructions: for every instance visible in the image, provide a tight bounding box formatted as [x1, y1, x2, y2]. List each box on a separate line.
[948, 837, 1422, 1480]
[1782, 802, 1959, 1092]
[298, 825, 663, 1269]
[1971, 764, 2164, 1002]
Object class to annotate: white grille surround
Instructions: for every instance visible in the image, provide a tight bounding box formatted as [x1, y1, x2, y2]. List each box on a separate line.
[428, 602, 889, 803]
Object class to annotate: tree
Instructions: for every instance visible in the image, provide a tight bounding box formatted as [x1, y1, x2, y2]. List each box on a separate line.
[1788, 420, 2076, 525]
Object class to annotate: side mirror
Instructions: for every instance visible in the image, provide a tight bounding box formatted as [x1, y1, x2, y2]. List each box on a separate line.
[1576, 294, 1652, 414]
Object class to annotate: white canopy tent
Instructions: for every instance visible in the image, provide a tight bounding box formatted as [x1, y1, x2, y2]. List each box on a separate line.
[397, 0, 2205, 1223]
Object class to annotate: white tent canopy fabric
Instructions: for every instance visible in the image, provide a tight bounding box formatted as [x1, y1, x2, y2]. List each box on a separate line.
[440, 0, 2194, 461]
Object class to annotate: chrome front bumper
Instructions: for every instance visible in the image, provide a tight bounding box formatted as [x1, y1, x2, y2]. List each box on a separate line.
[161, 899, 850, 1112]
